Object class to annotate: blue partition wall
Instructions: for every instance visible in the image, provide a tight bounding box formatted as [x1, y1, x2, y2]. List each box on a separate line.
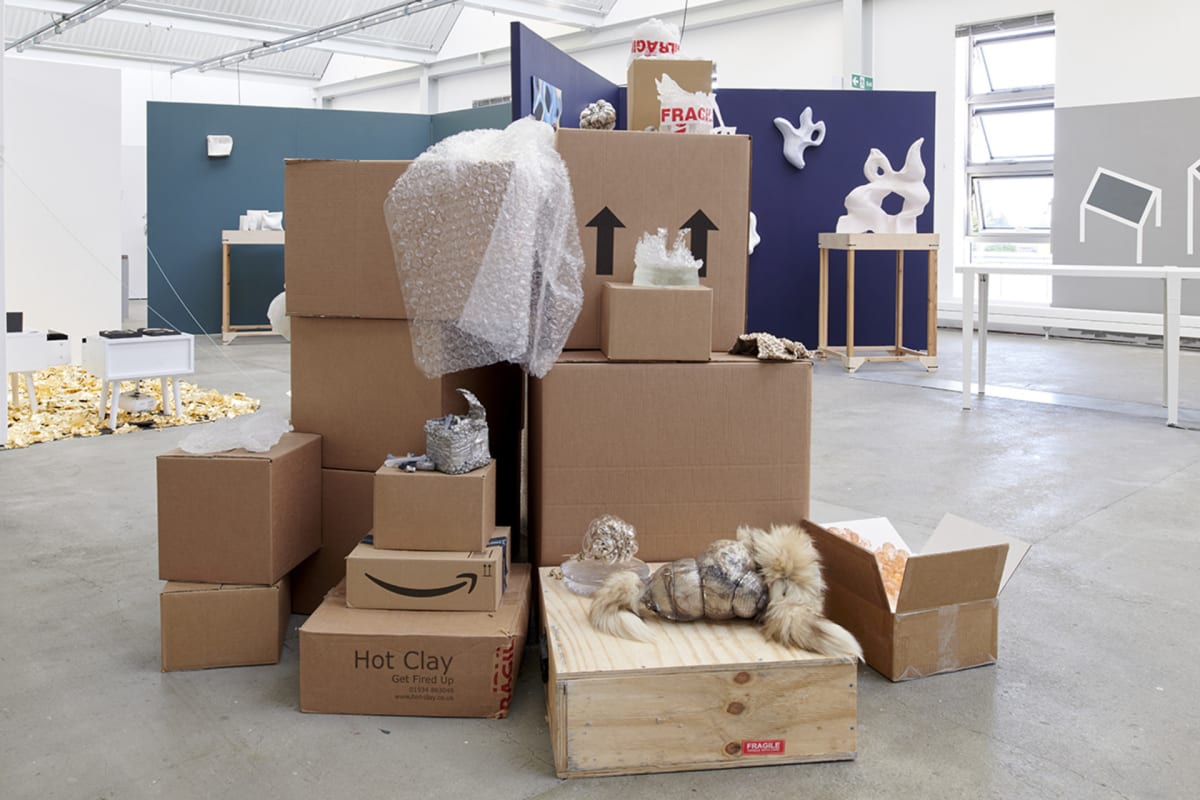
[147, 102, 508, 334]
[511, 22, 624, 130]
[718, 89, 936, 347]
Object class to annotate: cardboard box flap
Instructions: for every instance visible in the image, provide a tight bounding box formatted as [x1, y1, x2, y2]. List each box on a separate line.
[894, 544, 1007, 613]
[802, 520, 889, 610]
[923, 513, 1031, 594]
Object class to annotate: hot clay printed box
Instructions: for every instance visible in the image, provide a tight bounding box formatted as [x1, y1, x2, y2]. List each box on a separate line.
[299, 565, 529, 718]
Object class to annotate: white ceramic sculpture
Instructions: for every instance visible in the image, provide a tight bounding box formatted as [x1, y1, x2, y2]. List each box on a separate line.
[748, 212, 761, 255]
[774, 107, 825, 169]
[835, 138, 930, 235]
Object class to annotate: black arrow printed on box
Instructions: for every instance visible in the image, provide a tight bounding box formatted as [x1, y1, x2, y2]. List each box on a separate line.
[364, 572, 479, 597]
[586, 206, 624, 276]
[682, 210, 717, 278]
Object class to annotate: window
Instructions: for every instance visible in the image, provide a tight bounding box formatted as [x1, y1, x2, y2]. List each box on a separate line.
[958, 15, 1055, 302]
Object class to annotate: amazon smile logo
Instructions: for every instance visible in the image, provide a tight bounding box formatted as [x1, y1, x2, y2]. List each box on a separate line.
[364, 572, 479, 598]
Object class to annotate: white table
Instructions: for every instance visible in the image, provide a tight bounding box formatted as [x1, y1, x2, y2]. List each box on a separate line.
[957, 264, 1200, 427]
[6, 331, 71, 413]
[81, 333, 195, 430]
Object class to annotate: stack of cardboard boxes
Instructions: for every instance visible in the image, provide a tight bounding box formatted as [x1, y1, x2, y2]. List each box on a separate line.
[282, 159, 529, 718]
[157, 432, 321, 671]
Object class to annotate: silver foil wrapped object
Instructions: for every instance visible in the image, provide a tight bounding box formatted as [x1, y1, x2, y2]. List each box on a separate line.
[424, 388, 490, 474]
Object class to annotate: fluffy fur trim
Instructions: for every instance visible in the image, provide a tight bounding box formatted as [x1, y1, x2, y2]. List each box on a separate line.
[588, 570, 653, 642]
[740, 523, 863, 661]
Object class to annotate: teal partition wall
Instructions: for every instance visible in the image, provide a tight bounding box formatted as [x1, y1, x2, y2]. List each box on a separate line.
[147, 101, 508, 335]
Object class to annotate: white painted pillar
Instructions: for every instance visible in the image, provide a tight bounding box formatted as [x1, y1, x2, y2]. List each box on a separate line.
[1, 0, 8, 448]
[843, 0, 862, 86]
[418, 66, 438, 114]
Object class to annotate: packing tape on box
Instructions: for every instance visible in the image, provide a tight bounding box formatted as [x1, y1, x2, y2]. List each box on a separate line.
[894, 599, 998, 680]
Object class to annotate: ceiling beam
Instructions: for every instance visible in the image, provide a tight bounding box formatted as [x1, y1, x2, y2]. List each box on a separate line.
[7, 0, 444, 63]
[6, 0, 129, 52]
[459, 0, 603, 28]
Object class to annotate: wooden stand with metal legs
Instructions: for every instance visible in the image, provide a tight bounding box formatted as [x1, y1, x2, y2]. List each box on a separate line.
[817, 232, 940, 373]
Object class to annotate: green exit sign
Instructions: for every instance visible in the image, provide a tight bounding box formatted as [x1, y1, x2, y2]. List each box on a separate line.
[850, 73, 874, 90]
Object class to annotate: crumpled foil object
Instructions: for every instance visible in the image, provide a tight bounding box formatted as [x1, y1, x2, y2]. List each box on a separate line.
[579, 99, 617, 130]
[424, 388, 490, 475]
[385, 117, 585, 379]
[730, 332, 811, 361]
[632, 228, 702, 286]
[179, 407, 291, 454]
[561, 514, 649, 596]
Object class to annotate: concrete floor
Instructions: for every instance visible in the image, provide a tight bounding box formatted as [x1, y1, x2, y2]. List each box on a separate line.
[2, 327, 1198, 799]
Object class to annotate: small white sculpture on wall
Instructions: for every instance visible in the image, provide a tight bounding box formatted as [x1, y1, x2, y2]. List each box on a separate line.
[835, 138, 930, 235]
[748, 212, 761, 255]
[774, 107, 825, 170]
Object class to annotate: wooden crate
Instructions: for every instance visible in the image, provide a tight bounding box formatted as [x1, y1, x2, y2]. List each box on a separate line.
[540, 567, 857, 778]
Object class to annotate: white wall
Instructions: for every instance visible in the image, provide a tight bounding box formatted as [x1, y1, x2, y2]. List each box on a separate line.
[327, 82, 422, 113]
[4, 58, 123, 358]
[121, 145, 147, 299]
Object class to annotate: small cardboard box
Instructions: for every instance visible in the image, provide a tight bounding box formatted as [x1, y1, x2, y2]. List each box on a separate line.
[530, 352, 811, 565]
[157, 433, 321, 584]
[540, 566, 856, 777]
[160, 578, 290, 672]
[805, 516, 1030, 681]
[289, 468, 375, 615]
[600, 282, 712, 362]
[289, 316, 522, 528]
[555, 129, 750, 351]
[299, 565, 531, 718]
[373, 460, 496, 551]
[284, 159, 412, 319]
[626, 58, 714, 133]
[345, 532, 506, 612]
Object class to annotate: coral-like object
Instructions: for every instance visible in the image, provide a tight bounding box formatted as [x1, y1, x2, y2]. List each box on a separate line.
[828, 526, 909, 607]
[774, 107, 825, 170]
[730, 332, 810, 361]
[581, 514, 640, 563]
[835, 138, 930, 235]
[632, 228, 702, 286]
[423, 389, 490, 475]
[579, 100, 617, 130]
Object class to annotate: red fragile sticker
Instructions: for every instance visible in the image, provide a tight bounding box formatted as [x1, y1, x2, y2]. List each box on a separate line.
[741, 739, 785, 755]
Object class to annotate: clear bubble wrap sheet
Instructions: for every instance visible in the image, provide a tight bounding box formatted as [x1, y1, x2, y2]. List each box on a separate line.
[384, 118, 586, 378]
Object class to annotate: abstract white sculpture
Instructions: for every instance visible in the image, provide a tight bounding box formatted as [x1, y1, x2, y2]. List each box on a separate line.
[774, 107, 825, 170]
[835, 138, 930, 235]
[748, 212, 761, 255]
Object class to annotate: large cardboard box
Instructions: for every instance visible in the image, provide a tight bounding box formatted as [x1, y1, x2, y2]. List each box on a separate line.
[805, 516, 1030, 681]
[373, 460, 496, 551]
[289, 468, 375, 615]
[284, 159, 411, 319]
[300, 565, 531, 718]
[626, 58, 714, 133]
[345, 534, 506, 612]
[555, 129, 750, 351]
[157, 433, 321, 584]
[540, 566, 855, 777]
[600, 282, 712, 362]
[530, 352, 810, 565]
[160, 578, 290, 671]
[289, 316, 522, 527]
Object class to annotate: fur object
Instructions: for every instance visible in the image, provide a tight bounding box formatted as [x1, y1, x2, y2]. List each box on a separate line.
[589, 524, 862, 661]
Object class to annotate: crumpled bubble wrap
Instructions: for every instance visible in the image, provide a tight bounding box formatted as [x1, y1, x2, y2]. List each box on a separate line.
[385, 118, 585, 378]
[179, 407, 291, 454]
[656, 74, 715, 134]
[632, 228, 702, 286]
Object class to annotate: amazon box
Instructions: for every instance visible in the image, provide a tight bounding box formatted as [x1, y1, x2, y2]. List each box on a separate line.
[157, 433, 321, 584]
[555, 129, 750, 351]
[345, 530, 507, 611]
[289, 316, 522, 528]
[530, 352, 810, 565]
[804, 516, 1030, 682]
[299, 564, 531, 718]
[160, 578, 290, 671]
[600, 282, 712, 362]
[290, 468, 375, 615]
[373, 460, 496, 551]
[284, 159, 412, 319]
[626, 58, 714, 133]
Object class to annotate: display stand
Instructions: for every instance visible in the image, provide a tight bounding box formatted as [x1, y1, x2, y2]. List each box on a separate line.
[221, 230, 284, 344]
[6, 331, 70, 413]
[82, 333, 195, 430]
[817, 232, 939, 372]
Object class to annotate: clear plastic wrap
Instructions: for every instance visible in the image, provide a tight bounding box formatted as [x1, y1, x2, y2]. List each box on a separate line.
[179, 408, 291, 454]
[632, 228, 702, 286]
[627, 17, 682, 67]
[384, 118, 585, 378]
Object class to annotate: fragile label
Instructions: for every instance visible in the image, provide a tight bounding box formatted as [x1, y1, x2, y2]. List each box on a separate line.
[741, 739, 786, 755]
[631, 39, 680, 57]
